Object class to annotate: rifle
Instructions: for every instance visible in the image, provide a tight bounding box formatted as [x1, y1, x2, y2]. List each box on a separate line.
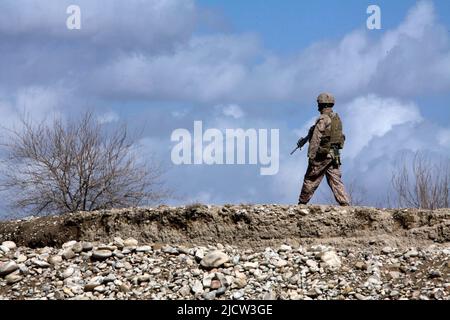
[291, 136, 309, 155]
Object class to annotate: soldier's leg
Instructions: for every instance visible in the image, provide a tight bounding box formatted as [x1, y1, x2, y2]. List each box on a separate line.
[325, 164, 350, 206]
[298, 161, 327, 204]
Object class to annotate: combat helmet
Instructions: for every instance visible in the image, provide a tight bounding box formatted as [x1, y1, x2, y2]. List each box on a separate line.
[317, 92, 335, 105]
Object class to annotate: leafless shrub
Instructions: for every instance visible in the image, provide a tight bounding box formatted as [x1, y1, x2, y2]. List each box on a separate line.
[391, 152, 450, 209]
[0, 111, 168, 215]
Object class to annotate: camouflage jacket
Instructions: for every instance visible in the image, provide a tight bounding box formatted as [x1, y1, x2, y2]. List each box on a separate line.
[307, 111, 333, 160]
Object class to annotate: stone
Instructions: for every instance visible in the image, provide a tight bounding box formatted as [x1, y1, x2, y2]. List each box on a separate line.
[113, 237, 125, 248]
[16, 255, 27, 263]
[81, 242, 93, 252]
[211, 279, 222, 290]
[203, 291, 216, 300]
[354, 262, 368, 270]
[94, 285, 106, 293]
[84, 276, 104, 291]
[119, 284, 130, 293]
[216, 286, 227, 296]
[306, 259, 318, 269]
[233, 275, 247, 289]
[91, 250, 112, 260]
[124, 238, 138, 247]
[32, 259, 51, 268]
[0, 245, 10, 254]
[243, 262, 259, 270]
[5, 272, 22, 285]
[152, 243, 164, 251]
[97, 244, 117, 251]
[0, 261, 19, 276]
[202, 274, 214, 288]
[162, 246, 179, 255]
[382, 247, 394, 254]
[62, 240, 77, 249]
[355, 293, 367, 300]
[71, 242, 83, 253]
[429, 270, 442, 279]
[138, 274, 151, 283]
[151, 268, 161, 275]
[263, 291, 277, 300]
[2, 241, 17, 250]
[233, 290, 244, 300]
[62, 249, 76, 260]
[191, 280, 203, 294]
[390, 290, 400, 297]
[271, 259, 288, 268]
[320, 251, 341, 268]
[279, 245, 292, 252]
[62, 267, 75, 279]
[200, 251, 230, 268]
[388, 271, 401, 280]
[48, 255, 63, 265]
[136, 246, 152, 253]
[179, 285, 191, 297]
[104, 274, 116, 283]
[404, 249, 419, 258]
[195, 249, 205, 260]
[113, 250, 124, 259]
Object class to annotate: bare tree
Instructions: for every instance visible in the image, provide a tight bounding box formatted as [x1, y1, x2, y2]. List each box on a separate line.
[346, 178, 368, 206]
[391, 152, 450, 209]
[0, 112, 168, 215]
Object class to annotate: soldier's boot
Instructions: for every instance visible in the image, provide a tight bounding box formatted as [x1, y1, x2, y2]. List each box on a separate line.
[325, 166, 350, 206]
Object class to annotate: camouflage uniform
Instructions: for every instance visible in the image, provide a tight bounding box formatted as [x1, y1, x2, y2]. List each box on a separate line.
[298, 109, 350, 206]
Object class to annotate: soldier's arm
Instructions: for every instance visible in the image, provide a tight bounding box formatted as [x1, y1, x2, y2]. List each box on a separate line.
[307, 125, 315, 140]
[307, 118, 326, 160]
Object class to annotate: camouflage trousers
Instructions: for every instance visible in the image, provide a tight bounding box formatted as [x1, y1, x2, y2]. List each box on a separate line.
[298, 158, 350, 206]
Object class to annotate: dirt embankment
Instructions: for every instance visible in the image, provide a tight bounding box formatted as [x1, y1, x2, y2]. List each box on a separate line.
[0, 205, 449, 249]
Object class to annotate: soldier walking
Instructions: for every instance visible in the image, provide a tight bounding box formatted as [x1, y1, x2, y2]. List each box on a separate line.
[297, 93, 350, 206]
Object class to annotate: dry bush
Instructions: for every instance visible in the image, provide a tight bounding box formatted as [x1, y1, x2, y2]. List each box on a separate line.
[391, 152, 449, 209]
[0, 112, 168, 215]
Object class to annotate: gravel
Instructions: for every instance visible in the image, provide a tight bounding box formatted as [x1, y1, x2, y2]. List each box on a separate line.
[0, 239, 448, 300]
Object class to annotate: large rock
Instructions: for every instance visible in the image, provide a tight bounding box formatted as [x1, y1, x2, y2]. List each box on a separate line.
[124, 238, 138, 247]
[200, 251, 230, 268]
[0, 261, 19, 276]
[62, 249, 76, 260]
[2, 241, 16, 250]
[92, 250, 112, 260]
[48, 255, 63, 265]
[0, 245, 9, 254]
[5, 272, 22, 285]
[32, 259, 51, 268]
[320, 251, 341, 268]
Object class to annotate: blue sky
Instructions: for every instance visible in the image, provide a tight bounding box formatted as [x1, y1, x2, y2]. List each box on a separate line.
[0, 0, 449, 216]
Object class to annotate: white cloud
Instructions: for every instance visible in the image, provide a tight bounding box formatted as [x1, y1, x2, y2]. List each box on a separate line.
[0, 0, 197, 50]
[341, 95, 423, 158]
[1, 1, 449, 105]
[222, 104, 244, 119]
[437, 129, 450, 148]
[98, 111, 119, 124]
[0, 86, 66, 130]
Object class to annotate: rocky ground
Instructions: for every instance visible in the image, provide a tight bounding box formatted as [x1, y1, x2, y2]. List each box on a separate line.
[0, 238, 448, 300]
[0, 205, 449, 300]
